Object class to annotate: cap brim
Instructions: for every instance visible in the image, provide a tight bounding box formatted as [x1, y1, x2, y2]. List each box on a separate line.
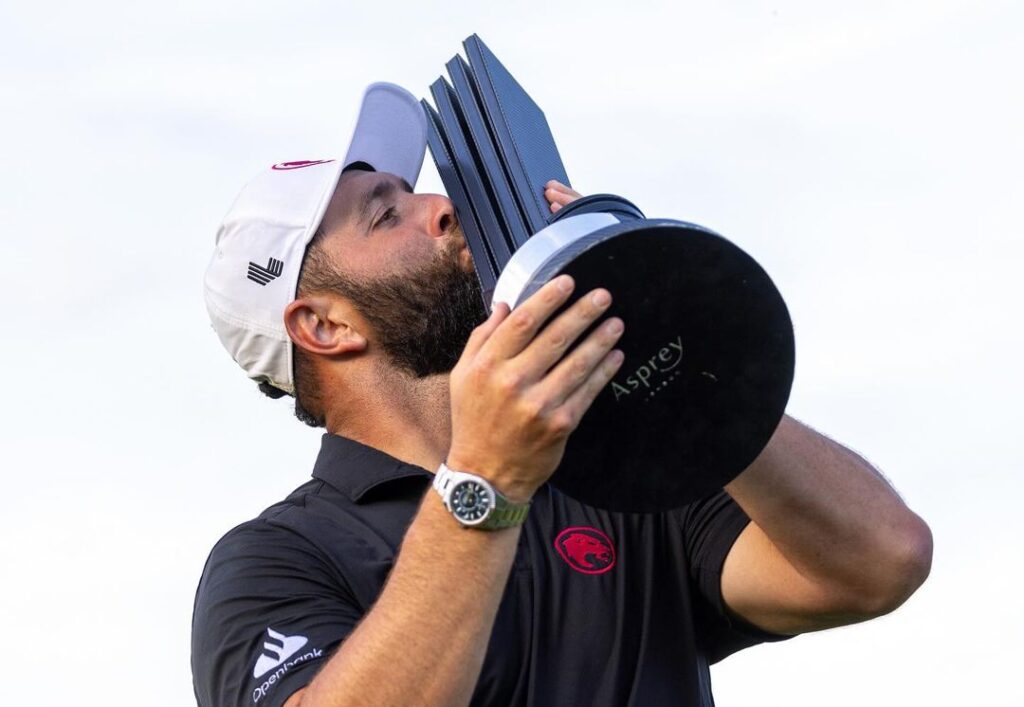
[343, 82, 428, 188]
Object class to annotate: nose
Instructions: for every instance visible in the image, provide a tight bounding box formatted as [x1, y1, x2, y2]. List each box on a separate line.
[419, 193, 456, 238]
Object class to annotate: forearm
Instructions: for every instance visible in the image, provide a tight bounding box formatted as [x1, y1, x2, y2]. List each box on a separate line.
[725, 415, 933, 614]
[296, 492, 519, 707]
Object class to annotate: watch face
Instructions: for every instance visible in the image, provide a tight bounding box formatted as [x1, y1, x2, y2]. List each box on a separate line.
[450, 480, 493, 524]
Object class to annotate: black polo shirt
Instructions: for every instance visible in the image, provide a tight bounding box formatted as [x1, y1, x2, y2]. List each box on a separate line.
[192, 434, 788, 707]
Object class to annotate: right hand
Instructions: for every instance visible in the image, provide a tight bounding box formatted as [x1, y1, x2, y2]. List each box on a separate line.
[447, 275, 625, 503]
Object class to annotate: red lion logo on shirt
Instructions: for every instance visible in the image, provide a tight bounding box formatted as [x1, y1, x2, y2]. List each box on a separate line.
[554, 526, 616, 575]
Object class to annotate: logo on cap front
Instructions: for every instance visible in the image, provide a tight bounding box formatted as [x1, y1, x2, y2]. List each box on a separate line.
[271, 159, 335, 170]
[554, 526, 616, 575]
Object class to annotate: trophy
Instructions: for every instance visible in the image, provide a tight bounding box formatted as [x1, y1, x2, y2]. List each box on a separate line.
[423, 36, 795, 512]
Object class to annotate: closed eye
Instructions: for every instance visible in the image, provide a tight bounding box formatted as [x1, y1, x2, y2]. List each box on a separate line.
[374, 207, 398, 228]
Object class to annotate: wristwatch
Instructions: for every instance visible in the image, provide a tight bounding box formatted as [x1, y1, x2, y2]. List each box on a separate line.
[433, 463, 531, 530]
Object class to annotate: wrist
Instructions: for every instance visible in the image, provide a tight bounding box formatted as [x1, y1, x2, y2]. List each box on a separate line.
[434, 462, 533, 530]
[443, 454, 538, 504]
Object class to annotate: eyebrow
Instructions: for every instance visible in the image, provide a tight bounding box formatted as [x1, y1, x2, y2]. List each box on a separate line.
[355, 176, 414, 225]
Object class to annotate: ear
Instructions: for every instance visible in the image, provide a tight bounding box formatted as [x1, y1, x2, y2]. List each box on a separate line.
[284, 295, 368, 357]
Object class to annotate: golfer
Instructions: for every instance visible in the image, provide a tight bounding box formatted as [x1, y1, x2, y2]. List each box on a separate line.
[192, 82, 932, 707]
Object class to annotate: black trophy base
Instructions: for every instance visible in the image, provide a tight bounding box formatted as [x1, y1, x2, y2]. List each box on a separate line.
[531, 219, 795, 512]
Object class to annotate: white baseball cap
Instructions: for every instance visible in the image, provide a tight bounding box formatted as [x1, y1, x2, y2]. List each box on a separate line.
[203, 82, 428, 395]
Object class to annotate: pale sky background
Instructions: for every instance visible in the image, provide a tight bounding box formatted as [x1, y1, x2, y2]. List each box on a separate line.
[1, 1, 1021, 705]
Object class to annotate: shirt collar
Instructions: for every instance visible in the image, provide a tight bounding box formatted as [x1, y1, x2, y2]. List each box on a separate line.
[311, 433, 432, 503]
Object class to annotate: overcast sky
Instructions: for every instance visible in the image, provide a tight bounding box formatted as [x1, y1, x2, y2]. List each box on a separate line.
[1, 1, 1021, 704]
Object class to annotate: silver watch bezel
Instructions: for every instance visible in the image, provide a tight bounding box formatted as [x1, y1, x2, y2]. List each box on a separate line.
[448, 477, 497, 527]
[434, 465, 498, 528]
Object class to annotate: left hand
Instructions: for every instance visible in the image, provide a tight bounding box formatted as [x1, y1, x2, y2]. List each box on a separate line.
[544, 180, 582, 213]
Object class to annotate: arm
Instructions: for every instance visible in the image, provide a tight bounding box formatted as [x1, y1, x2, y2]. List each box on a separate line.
[286, 275, 624, 707]
[721, 415, 933, 635]
[287, 495, 520, 707]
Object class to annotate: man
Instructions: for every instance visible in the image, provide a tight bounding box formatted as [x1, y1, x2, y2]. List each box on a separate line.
[194, 82, 932, 707]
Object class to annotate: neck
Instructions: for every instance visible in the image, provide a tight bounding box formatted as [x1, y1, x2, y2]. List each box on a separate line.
[323, 362, 452, 473]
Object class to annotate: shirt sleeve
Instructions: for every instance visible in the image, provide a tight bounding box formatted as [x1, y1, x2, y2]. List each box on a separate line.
[673, 490, 792, 663]
[191, 517, 364, 707]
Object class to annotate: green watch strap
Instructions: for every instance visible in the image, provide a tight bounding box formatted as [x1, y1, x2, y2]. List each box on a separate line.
[482, 498, 531, 529]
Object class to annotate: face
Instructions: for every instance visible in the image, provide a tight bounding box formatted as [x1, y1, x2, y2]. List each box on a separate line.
[312, 169, 488, 377]
[321, 169, 474, 280]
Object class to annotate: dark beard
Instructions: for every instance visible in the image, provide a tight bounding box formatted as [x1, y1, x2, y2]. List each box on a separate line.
[334, 242, 488, 378]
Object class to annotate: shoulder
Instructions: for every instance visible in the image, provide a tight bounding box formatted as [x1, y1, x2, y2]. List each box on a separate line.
[191, 480, 367, 707]
[204, 480, 320, 560]
[196, 478, 361, 600]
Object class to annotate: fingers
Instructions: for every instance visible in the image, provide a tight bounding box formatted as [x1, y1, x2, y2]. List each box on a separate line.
[545, 179, 579, 197]
[545, 179, 582, 213]
[558, 347, 626, 427]
[536, 315, 624, 406]
[481, 275, 576, 359]
[519, 286, 615, 377]
[472, 272, 623, 427]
